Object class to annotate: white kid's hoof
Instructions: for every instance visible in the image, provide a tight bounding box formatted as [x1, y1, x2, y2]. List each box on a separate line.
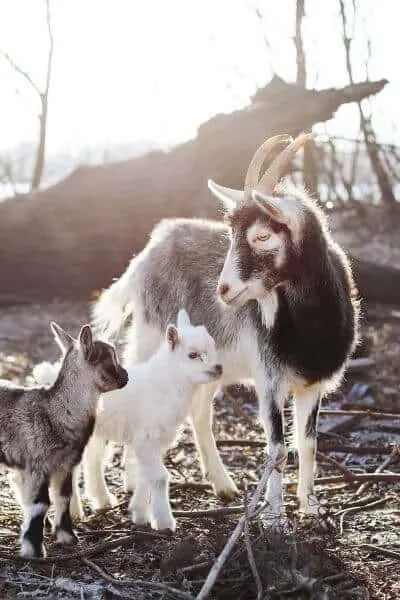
[214, 478, 239, 501]
[92, 492, 118, 511]
[299, 494, 323, 516]
[152, 515, 176, 533]
[131, 510, 151, 526]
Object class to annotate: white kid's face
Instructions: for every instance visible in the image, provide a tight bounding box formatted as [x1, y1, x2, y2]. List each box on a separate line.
[169, 323, 222, 384]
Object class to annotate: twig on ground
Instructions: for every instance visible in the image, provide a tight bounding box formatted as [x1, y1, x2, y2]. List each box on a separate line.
[83, 558, 194, 599]
[316, 473, 400, 485]
[354, 450, 398, 497]
[179, 561, 213, 575]
[173, 506, 244, 518]
[3, 531, 169, 564]
[316, 451, 355, 477]
[336, 497, 390, 534]
[196, 449, 284, 600]
[359, 545, 400, 560]
[243, 491, 263, 600]
[347, 357, 375, 371]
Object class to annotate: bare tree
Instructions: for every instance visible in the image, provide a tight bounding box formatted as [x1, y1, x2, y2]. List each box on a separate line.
[0, 0, 54, 192]
[338, 0, 396, 206]
[294, 0, 318, 197]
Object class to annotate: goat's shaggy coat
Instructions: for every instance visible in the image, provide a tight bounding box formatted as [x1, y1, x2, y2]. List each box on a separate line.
[0, 323, 128, 557]
[93, 134, 359, 516]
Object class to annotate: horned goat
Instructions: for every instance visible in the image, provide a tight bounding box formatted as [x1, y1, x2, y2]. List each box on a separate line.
[93, 133, 359, 517]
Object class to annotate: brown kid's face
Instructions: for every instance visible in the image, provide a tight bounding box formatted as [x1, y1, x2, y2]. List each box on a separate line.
[89, 341, 129, 393]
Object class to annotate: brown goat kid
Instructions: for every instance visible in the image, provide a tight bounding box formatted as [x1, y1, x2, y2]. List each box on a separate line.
[0, 322, 128, 558]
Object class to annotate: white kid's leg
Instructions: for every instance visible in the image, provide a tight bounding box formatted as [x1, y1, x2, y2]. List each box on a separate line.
[134, 441, 175, 531]
[69, 465, 84, 520]
[293, 386, 322, 514]
[124, 445, 137, 493]
[256, 374, 289, 515]
[128, 459, 151, 526]
[190, 384, 238, 499]
[84, 435, 117, 509]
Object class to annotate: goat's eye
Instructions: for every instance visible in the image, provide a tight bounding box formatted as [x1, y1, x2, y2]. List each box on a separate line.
[188, 352, 200, 360]
[256, 233, 270, 242]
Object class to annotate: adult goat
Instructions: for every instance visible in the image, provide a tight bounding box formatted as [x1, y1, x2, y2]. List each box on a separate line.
[93, 133, 359, 516]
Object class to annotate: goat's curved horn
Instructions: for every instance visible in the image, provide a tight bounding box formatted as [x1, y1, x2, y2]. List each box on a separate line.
[244, 134, 292, 201]
[258, 132, 316, 194]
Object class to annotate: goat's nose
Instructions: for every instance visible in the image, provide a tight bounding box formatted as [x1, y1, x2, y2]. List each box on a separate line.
[218, 283, 230, 297]
[215, 364, 223, 377]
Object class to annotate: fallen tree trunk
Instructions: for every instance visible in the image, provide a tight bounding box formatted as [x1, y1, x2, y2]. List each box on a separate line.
[0, 76, 394, 305]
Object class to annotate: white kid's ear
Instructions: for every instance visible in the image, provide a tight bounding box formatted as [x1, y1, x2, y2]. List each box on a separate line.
[177, 308, 191, 329]
[79, 324, 94, 360]
[50, 322, 75, 354]
[166, 324, 180, 351]
[251, 189, 302, 242]
[208, 179, 244, 212]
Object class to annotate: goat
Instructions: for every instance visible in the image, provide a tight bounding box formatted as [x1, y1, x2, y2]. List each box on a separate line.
[92, 133, 359, 517]
[33, 309, 222, 532]
[0, 322, 128, 557]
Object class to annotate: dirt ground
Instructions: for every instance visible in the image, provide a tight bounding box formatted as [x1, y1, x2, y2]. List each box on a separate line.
[0, 211, 399, 600]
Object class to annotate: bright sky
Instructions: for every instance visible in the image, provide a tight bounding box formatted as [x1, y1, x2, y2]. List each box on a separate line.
[0, 0, 399, 155]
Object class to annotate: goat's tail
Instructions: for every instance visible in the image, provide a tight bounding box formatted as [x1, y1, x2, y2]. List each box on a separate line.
[32, 361, 60, 387]
[92, 259, 137, 339]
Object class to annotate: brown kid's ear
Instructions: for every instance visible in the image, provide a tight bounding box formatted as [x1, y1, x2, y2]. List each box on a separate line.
[166, 324, 179, 351]
[79, 324, 94, 360]
[50, 321, 75, 354]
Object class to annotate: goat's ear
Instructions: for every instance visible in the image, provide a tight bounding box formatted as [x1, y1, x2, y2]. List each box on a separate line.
[251, 190, 301, 240]
[50, 322, 74, 353]
[208, 179, 243, 212]
[177, 308, 191, 329]
[79, 324, 94, 360]
[166, 324, 179, 351]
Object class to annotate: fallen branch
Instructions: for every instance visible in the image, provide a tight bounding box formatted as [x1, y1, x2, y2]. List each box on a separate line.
[243, 492, 263, 600]
[359, 544, 400, 560]
[318, 409, 399, 419]
[346, 357, 375, 371]
[354, 451, 398, 497]
[5, 531, 169, 564]
[316, 452, 355, 477]
[337, 496, 390, 534]
[212, 439, 396, 455]
[316, 473, 400, 485]
[83, 558, 194, 600]
[174, 506, 244, 518]
[196, 450, 284, 600]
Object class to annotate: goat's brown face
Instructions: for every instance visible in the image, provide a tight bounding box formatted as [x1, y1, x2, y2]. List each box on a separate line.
[88, 341, 129, 393]
[78, 325, 128, 393]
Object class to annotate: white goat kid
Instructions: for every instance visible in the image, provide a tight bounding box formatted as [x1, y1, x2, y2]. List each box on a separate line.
[34, 310, 222, 532]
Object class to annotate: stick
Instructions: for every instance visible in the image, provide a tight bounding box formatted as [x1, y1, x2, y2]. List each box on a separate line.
[196, 450, 283, 600]
[173, 506, 244, 518]
[243, 492, 263, 600]
[337, 497, 390, 534]
[82, 558, 194, 599]
[316, 473, 400, 485]
[6, 531, 169, 564]
[354, 451, 398, 497]
[359, 545, 400, 560]
[316, 452, 354, 476]
[347, 357, 375, 371]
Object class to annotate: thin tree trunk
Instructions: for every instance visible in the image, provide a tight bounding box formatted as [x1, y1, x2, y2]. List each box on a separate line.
[338, 0, 396, 206]
[31, 0, 53, 191]
[295, 0, 318, 196]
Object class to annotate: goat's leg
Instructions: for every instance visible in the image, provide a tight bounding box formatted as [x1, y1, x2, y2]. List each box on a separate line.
[189, 383, 238, 499]
[256, 375, 288, 515]
[50, 471, 78, 545]
[293, 386, 322, 514]
[128, 457, 152, 526]
[84, 435, 117, 509]
[19, 474, 50, 558]
[133, 442, 175, 531]
[124, 445, 137, 493]
[69, 465, 84, 520]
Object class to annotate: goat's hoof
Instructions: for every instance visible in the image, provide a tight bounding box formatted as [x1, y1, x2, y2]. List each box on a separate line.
[55, 529, 78, 545]
[298, 494, 323, 516]
[131, 510, 151, 526]
[215, 480, 240, 501]
[92, 493, 118, 511]
[152, 517, 176, 533]
[20, 539, 45, 559]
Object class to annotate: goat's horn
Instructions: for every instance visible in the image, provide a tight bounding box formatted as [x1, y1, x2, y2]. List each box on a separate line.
[244, 134, 292, 201]
[258, 132, 316, 194]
